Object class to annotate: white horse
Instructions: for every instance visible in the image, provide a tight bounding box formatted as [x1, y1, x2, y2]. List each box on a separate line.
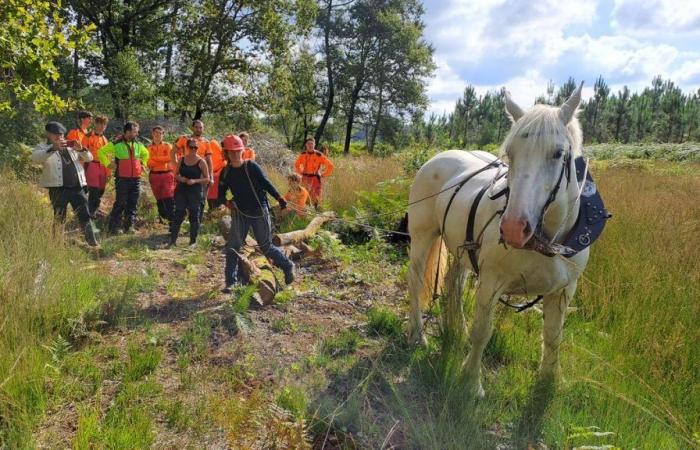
[407, 84, 589, 396]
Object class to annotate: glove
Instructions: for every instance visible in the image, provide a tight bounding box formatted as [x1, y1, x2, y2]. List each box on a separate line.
[278, 198, 288, 210]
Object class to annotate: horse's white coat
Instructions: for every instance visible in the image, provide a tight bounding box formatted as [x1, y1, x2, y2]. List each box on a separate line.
[406, 85, 590, 395]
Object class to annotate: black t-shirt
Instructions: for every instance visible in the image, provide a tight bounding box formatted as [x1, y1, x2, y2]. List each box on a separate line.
[218, 161, 282, 215]
[58, 149, 80, 187]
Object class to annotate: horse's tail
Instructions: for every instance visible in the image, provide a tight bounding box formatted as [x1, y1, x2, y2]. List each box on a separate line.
[419, 236, 447, 309]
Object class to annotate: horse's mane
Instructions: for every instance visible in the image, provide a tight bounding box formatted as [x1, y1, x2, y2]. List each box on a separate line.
[500, 104, 583, 158]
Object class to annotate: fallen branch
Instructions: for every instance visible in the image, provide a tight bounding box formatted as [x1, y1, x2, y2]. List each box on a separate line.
[272, 212, 335, 246]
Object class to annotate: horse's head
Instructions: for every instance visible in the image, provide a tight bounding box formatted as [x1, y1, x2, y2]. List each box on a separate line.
[499, 83, 583, 249]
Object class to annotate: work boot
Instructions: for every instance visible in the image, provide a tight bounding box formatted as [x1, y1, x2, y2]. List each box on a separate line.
[283, 262, 296, 285]
[83, 222, 99, 247]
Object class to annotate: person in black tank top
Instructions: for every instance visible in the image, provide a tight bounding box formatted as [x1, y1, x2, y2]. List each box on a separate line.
[169, 139, 210, 246]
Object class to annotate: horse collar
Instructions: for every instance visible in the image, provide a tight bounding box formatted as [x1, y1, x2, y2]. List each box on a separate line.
[561, 156, 611, 257]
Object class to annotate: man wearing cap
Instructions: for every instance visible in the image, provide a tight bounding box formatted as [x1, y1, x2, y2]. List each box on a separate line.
[218, 134, 295, 293]
[98, 122, 149, 234]
[147, 126, 175, 222]
[32, 121, 99, 246]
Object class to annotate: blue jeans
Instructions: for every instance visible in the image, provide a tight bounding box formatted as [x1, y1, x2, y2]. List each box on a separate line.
[224, 208, 292, 286]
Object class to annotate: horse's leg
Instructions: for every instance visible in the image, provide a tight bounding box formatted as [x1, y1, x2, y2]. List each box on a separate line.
[406, 232, 436, 345]
[463, 278, 500, 397]
[539, 282, 576, 379]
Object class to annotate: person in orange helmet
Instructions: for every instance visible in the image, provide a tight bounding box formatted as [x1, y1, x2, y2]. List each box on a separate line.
[238, 131, 256, 161]
[294, 137, 334, 210]
[174, 119, 222, 219]
[147, 126, 175, 222]
[218, 134, 294, 292]
[83, 115, 110, 218]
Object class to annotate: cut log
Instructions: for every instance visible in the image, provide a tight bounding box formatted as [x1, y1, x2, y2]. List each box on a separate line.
[272, 211, 335, 246]
[248, 254, 279, 305]
[298, 241, 322, 258]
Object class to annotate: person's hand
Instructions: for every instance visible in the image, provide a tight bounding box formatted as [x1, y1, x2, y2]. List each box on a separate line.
[73, 139, 83, 151]
[187, 178, 195, 186]
[279, 198, 288, 210]
[113, 134, 124, 143]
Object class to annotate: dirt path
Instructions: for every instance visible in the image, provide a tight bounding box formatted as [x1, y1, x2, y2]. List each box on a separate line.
[34, 223, 406, 449]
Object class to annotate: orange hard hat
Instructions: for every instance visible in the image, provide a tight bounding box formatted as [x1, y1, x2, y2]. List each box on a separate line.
[223, 134, 244, 152]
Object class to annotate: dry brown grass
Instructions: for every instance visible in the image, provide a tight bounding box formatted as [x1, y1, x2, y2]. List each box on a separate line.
[263, 155, 404, 212]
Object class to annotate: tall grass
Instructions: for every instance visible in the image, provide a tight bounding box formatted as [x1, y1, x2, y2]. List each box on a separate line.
[559, 162, 700, 446]
[264, 155, 404, 212]
[0, 173, 138, 446]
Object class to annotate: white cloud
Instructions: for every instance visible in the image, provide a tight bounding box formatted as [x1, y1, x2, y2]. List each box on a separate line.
[423, 0, 700, 115]
[611, 0, 700, 35]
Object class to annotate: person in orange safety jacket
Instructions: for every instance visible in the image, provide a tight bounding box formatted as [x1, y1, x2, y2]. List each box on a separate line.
[294, 137, 333, 210]
[147, 125, 175, 222]
[82, 115, 110, 218]
[66, 110, 93, 150]
[238, 131, 256, 161]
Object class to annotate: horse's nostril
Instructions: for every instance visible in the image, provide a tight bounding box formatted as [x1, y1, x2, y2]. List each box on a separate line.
[523, 221, 532, 236]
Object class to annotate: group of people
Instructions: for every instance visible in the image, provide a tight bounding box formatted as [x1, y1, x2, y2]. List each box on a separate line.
[33, 111, 335, 292]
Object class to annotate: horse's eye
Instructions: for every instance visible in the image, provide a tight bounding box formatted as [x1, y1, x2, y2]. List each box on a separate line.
[553, 148, 564, 159]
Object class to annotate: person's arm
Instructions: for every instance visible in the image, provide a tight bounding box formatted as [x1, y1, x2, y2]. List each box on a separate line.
[205, 154, 213, 182]
[31, 143, 54, 162]
[217, 167, 230, 206]
[197, 159, 211, 185]
[294, 154, 304, 174]
[320, 155, 334, 177]
[77, 147, 92, 162]
[173, 159, 185, 183]
[97, 142, 115, 167]
[250, 162, 285, 206]
[139, 144, 149, 167]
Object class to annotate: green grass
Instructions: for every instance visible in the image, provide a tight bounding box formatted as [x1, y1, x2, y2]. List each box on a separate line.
[307, 162, 700, 449]
[0, 173, 156, 447]
[322, 330, 361, 358]
[366, 307, 403, 341]
[124, 341, 161, 382]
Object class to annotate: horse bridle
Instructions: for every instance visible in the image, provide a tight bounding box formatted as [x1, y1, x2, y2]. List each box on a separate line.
[496, 144, 573, 256]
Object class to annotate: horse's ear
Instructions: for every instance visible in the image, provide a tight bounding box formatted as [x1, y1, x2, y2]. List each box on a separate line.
[504, 91, 524, 123]
[559, 81, 584, 124]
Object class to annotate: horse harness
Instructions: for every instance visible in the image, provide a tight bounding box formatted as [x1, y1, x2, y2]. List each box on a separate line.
[434, 152, 611, 312]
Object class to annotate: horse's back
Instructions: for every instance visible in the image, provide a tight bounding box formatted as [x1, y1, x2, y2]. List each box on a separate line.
[408, 150, 501, 233]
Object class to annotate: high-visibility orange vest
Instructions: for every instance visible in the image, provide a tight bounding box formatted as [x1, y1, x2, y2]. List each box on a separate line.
[242, 147, 256, 161]
[83, 132, 109, 162]
[284, 186, 309, 211]
[67, 128, 88, 145]
[147, 142, 174, 172]
[294, 150, 334, 177]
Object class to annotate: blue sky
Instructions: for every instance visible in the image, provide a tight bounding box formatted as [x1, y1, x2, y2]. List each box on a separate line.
[422, 0, 700, 115]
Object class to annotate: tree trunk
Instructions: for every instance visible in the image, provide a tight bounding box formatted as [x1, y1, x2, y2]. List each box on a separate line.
[164, 4, 179, 114]
[315, 0, 335, 146]
[343, 81, 363, 154]
[368, 86, 384, 153]
[72, 15, 82, 99]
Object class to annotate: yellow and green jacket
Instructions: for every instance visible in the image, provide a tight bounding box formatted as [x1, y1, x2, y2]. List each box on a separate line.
[98, 141, 149, 179]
